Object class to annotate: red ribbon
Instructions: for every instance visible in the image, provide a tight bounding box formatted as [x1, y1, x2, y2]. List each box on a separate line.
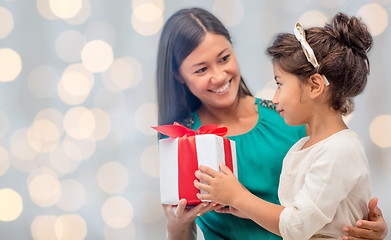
[152, 122, 234, 205]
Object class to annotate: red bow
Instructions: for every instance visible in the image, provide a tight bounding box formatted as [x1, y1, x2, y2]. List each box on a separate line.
[152, 122, 228, 138]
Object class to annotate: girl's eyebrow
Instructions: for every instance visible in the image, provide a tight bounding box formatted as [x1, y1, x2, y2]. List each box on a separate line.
[191, 48, 229, 68]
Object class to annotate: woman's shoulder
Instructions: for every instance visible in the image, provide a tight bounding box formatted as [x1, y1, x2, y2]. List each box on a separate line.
[177, 113, 199, 130]
[256, 98, 277, 112]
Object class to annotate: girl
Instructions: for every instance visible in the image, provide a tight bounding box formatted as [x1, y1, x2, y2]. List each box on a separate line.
[157, 8, 388, 240]
[194, 13, 377, 239]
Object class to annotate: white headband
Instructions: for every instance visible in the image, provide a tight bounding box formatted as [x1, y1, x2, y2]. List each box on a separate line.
[294, 22, 330, 86]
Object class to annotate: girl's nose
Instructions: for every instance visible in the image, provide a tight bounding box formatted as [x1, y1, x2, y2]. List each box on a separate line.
[272, 90, 279, 105]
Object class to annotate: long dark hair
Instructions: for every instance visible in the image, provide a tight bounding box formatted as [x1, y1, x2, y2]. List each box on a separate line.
[157, 8, 251, 138]
[267, 13, 372, 115]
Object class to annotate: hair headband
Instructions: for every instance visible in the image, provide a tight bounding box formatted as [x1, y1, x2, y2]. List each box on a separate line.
[294, 22, 330, 86]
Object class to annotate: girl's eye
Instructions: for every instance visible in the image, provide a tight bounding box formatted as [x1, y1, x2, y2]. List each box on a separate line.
[220, 54, 230, 62]
[194, 67, 207, 74]
[276, 82, 281, 88]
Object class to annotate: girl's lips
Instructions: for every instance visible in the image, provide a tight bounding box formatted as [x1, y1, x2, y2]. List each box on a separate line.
[209, 80, 231, 94]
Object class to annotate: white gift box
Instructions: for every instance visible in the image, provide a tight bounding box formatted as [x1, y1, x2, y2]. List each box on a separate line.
[159, 134, 237, 205]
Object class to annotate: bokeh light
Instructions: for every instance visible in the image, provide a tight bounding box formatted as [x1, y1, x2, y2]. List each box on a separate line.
[102, 196, 134, 229]
[49, 0, 82, 19]
[56, 179, 85, 211]
[31, 215, 58, 240]
[102, 57, 143, 91]
[357, 3, 388, 36]
[57, 63, 94, 105]
[49, 145, 81, 175]
[0, 146, 10, 176]
[63, 135, 96, 161]
[91, 108, 111, 141]
[28, 171, 61, 207]
[370, 115, 391, 148]
[97, 161, 129, 194]
[28, 119, 60, 153]
[255, 80, 277, 101]
[64, 0, 91, 25]
[0, 48, 22, 82]
[134, 103, 157, 136]
[212, 0, 244, 27]
[10, 128, 39, 162]
[299, 10, 329, 27]
[0, 188, 23, 222]
[63, 107, 96, 139]
[37, 0, 58, 20]
[131, 2, 164, 36]
[0, 6, 14, 39]
[81, 40, 113, 73]
[55, 214, 87, 240]
[140, 145, 159, 178]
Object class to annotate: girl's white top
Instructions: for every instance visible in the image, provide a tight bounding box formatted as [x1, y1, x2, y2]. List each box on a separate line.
[278, 129, 371, 240]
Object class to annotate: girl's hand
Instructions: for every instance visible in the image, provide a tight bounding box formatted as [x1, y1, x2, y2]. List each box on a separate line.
[215, 205, 250, 219]
[194, 163, 244, 206]
[342, 197, 388, 240]
[163, 199, 222, 240]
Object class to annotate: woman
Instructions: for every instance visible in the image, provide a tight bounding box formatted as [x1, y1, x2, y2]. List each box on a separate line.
[156, 7, 388, 240]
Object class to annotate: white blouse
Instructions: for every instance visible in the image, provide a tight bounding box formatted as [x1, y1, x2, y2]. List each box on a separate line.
[278, 129, 371, 240]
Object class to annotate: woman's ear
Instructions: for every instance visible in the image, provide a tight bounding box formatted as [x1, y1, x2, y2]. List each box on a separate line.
[308, 73, 326, 99]
[173, 72, 185, 84]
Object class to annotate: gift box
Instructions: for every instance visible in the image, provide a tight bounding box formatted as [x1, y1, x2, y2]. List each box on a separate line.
[152, 123, 237, 205]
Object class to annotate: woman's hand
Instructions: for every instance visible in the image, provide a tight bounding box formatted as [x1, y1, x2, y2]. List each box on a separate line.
[163, 199, 222, 240]
[342, 197, 388, 240]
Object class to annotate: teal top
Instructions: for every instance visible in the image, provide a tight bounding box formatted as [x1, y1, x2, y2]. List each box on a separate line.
[192, 98, 307, 240]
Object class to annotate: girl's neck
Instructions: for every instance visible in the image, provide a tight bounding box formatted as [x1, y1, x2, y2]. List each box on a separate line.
[303, 110, 348, 149]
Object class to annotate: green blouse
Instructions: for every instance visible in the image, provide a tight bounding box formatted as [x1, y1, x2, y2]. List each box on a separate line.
[191, 98, 306, 240]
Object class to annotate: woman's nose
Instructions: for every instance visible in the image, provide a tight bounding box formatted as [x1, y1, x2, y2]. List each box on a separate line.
[210, 66, 226, 83]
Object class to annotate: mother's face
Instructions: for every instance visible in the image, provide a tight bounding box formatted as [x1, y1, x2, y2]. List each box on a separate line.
[178, 32, 241, 109]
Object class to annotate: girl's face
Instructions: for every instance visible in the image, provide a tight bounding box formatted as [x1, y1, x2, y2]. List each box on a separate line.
[179, 32, 241, 109]
[272, 62, 311, 126]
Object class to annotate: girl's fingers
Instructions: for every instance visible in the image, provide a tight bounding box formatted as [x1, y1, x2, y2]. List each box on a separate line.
[219, 163, 233, 175]
[195, 170, 213, 183]
[198, 165, 220, 177]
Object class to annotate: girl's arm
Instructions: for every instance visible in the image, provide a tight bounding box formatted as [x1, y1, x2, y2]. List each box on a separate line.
[194, 164, 284, 236]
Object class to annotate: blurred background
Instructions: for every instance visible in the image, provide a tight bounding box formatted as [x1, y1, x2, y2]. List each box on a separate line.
[0, 0, 390, 239]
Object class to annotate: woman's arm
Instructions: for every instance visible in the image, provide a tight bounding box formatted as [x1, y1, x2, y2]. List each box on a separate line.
[163, 199, 222, 240]
[342, 197, 388, 240]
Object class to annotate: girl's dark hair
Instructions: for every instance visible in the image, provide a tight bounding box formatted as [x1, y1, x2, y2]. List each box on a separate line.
[267, 12, 373, 115]
[157, 8, 252, 138]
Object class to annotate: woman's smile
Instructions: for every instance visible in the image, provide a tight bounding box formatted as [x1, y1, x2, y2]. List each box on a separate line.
[209, 80, 231, 95]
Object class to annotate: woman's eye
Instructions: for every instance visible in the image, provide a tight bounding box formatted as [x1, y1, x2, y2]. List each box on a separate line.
[194, 67, 207, 74]
[220, 54, 230, 62]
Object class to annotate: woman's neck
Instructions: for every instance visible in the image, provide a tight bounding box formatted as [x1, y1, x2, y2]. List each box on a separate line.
[197, 95, 258, 136]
